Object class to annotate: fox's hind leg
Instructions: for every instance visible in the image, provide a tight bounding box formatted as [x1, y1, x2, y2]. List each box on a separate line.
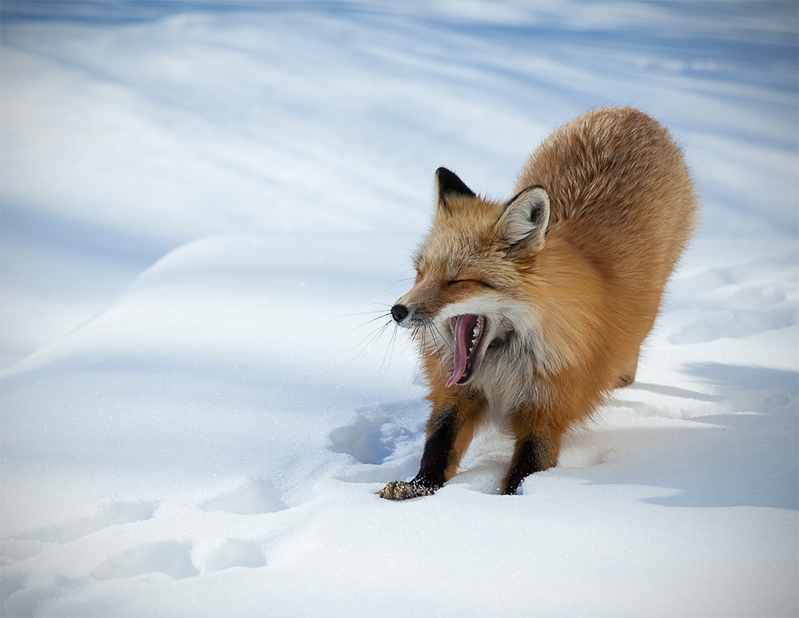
[379, 396, 484, 500]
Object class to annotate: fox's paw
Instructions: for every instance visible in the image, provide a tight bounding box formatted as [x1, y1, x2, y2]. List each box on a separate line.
[378, 481, 436, 501]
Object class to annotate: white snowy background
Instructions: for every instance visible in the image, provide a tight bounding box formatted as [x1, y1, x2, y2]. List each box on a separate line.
[1, 1, 797, 616]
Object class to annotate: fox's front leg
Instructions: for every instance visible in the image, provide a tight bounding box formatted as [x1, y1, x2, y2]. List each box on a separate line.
[379, 405, 478, 501]
[502, 409, 562, 495]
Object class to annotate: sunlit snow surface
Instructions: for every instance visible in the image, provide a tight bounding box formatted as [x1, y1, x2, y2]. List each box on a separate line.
[1, 2, 797, 616]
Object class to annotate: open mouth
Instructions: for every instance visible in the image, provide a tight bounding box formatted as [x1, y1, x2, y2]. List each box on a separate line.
[446, 314, 488, 388]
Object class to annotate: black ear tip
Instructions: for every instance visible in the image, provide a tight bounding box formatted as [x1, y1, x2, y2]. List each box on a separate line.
[436, 167, 476, 199]
[435, 167, 458, 186]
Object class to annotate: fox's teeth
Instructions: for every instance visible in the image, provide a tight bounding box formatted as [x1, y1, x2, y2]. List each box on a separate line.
[469, 317, 483, 354]
[446, 314, 486, 388]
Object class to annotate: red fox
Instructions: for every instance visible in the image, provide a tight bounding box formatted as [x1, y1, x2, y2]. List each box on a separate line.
[379, 107, 698, 500]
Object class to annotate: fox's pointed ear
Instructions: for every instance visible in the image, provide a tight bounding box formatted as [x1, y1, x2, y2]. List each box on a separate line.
[498, 186, 550, 251]
[435, 167, 475, 212]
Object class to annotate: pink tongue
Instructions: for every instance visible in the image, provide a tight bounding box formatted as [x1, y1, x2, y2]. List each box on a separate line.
[446, 314, 479, 388]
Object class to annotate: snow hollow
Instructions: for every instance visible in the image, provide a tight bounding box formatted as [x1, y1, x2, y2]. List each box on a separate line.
[1, 2, 797, 617]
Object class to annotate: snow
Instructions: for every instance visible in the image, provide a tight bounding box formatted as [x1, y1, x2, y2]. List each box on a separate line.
[1, 2, 797, 616]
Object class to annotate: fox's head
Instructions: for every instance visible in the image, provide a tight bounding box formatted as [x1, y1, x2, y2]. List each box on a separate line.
[392, 167, 551, 388]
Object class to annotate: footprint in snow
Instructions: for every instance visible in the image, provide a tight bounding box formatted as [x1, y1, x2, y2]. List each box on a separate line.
[200, 478, 287, 515]
[2, 574, 71, 618]
[328, 414, 393, 465]
[203, 539, 265, 573]
[1, 540, 45, 564]
[328, 401, 421, 465]
[92, 541, 199, 580]
[1, 501, 159, 566]
[328, 409, 423, 485]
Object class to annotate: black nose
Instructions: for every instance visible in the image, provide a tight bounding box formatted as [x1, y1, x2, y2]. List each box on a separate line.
[391, 304, 409, 323]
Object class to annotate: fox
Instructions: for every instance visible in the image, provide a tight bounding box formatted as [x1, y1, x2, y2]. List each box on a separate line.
[379, 107, 698, 500]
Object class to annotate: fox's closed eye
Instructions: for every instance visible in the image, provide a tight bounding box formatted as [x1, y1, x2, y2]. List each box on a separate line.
[448, 279, 494, 289]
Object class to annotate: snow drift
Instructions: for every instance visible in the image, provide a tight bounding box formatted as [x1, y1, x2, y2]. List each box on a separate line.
[1, 2, 796, 616]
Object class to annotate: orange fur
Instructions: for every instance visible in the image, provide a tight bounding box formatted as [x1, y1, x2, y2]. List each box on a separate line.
[379, 107, 698, 500]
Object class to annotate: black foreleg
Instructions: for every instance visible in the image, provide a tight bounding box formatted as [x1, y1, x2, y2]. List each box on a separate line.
[412, 411, 458, 490]
[503, 434, 556, 495]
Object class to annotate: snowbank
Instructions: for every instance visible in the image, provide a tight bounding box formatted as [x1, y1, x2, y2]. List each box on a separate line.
[1, 2, 796, 616]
